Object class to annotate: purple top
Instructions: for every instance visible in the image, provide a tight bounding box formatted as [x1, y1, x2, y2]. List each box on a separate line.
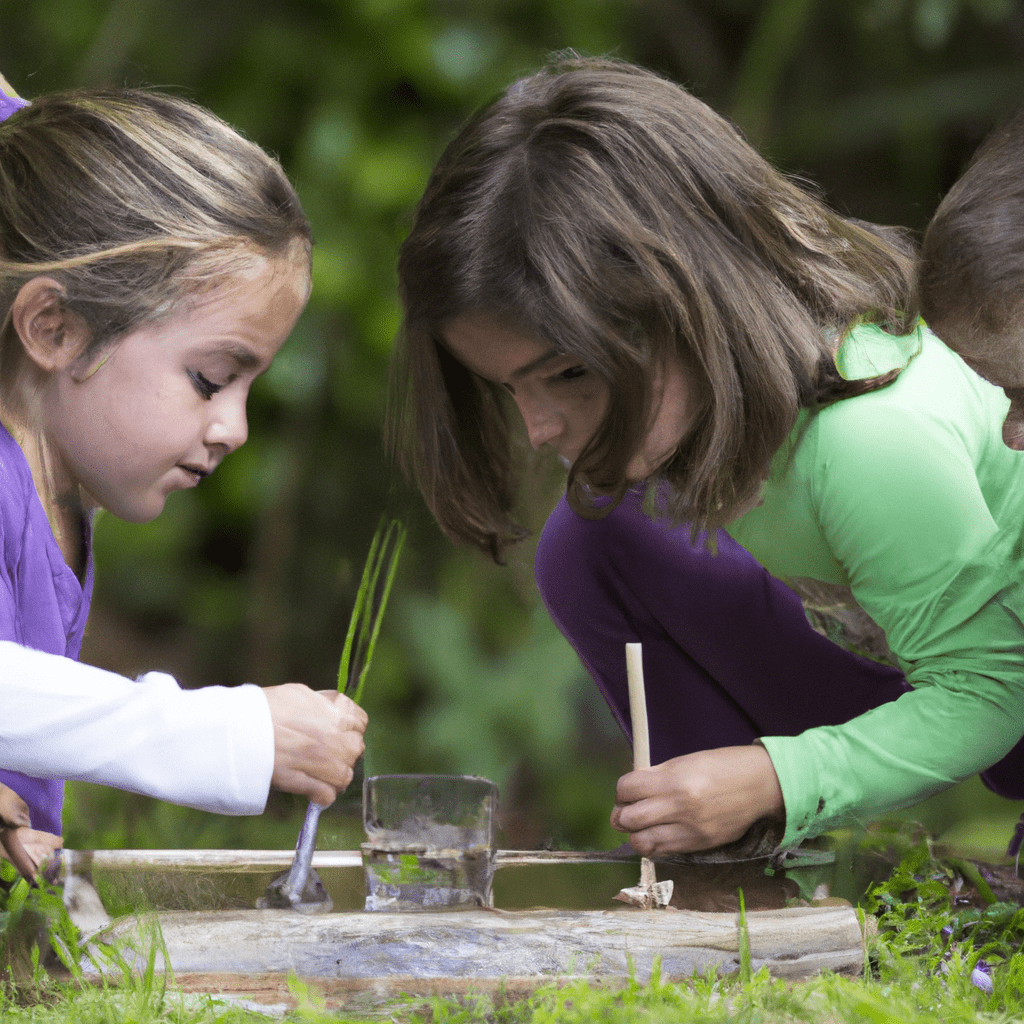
[0, 89, 29, 122]
[0, 424, 93, 834]
[536, 488, 908, 766]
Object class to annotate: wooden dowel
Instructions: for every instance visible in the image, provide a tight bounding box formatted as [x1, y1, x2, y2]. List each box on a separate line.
[624, 641, 668, 904]
[625, 642, 650, 770]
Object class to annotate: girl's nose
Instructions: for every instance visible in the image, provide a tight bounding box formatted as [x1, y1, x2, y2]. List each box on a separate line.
[205, 394, 249, 453]
[517, 397, 562, 450]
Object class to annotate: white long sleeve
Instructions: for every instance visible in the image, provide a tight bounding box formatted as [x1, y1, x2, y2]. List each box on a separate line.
[0, 641, 274, 815]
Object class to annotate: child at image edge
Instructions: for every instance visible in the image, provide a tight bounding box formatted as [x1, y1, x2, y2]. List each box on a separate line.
[919, 103, 1024, 453]
[391, 57, 1024, 860]
[0, 76, 366, 873]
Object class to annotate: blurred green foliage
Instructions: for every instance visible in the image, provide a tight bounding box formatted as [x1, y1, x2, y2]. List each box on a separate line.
[0, 0, 1022, 852]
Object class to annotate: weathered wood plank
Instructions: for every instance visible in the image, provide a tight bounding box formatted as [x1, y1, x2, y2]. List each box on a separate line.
[168, 972, 653, 1017]
[93, 904, 867, 983]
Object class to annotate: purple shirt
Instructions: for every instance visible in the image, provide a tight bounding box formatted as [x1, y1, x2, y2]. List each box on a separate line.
[0, 425, 93, 834]
[0, 90, 29, 122]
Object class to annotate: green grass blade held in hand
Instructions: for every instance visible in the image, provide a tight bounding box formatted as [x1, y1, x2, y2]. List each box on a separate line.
[337, 518, 407, 706]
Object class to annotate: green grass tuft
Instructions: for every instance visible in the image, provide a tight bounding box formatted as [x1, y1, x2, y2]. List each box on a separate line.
[337, 517, 407, 706]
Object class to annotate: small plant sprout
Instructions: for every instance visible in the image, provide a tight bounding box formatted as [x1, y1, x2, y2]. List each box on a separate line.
[337, 517, 407, 705]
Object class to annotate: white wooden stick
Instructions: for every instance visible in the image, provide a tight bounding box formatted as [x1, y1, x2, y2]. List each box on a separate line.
[622, 642, 671, 904]
[625, 642, 650, 770]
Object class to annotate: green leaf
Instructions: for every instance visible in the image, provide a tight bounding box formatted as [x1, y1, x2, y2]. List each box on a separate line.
[337, 517, 407, 706]
[737, 888, 753, 983]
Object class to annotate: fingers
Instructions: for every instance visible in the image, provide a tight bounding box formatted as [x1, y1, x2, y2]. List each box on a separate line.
[611, 762, 709, 835]
[609, 746, 785, 855]
[614, 764, 662, 802]
[611, 815, 739, 857]
[324, 690, 369, 730]
[0, 785, 60, 882]
[0, 827, 62, 882]
[269, 767, 341, 808]
[0, 783, 30, 829]
[610, 792, 737, 855]
[265, 684, 369, 805]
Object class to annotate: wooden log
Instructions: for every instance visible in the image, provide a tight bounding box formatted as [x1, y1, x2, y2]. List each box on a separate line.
[91, 904, 868, 986]
[166, 972, 658, 1017]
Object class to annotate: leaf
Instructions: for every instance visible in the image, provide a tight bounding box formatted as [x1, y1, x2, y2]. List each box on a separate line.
[337, 517, 407, 706]
[737, 888, 753, 983]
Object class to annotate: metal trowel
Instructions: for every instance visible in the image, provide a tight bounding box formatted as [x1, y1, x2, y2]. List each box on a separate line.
[257, 803, 333, 913]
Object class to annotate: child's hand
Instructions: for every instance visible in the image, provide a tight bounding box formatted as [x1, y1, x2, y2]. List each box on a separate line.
[264, 684, 368, 807]
[0, 782, 62, 882]
[0, 827, 62, 881]
[610, 745, 784, 855]
[0, 782, 30, 829]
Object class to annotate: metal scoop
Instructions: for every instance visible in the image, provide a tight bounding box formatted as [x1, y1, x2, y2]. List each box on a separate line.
[257, 803, 332, 913]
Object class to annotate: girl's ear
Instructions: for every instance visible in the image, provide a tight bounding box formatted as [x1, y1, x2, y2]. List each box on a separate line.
[9, 277, 91, 373]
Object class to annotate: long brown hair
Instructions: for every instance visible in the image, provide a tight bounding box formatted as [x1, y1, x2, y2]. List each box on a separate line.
[391, 56, 917, 558]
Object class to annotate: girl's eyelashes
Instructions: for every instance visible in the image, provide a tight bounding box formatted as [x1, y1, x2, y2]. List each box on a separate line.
[556, 365, 588, 382]
[494, 363, 590, 394]
[188, 369, 225, 400]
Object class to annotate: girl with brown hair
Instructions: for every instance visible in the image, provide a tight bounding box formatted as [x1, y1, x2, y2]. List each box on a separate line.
[920, 103, 1024, 450]
[392, 56, 1024, 857]
[0, 77, 366, 874]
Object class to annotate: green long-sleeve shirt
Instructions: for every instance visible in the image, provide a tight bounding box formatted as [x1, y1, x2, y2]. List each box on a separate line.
[726, 323, 1024, 848]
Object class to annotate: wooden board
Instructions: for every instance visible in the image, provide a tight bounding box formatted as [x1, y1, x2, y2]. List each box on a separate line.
[92, 904, 867, 988]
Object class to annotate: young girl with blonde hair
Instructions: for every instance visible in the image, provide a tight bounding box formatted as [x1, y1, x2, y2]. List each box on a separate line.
[0, 77, 366, 874]
[392, 56, 1024, 857]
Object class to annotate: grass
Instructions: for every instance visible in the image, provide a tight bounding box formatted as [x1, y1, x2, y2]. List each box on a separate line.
[2, 950, 1019, 1024]
[3, 821, 1024, 1021]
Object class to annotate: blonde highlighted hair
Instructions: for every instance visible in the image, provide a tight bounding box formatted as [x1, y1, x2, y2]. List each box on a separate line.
[391, 56, 918, 558]
[0, 85, 312, 414]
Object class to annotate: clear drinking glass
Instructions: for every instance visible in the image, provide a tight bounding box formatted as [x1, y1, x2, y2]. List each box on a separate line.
[361, 774, 498, 912]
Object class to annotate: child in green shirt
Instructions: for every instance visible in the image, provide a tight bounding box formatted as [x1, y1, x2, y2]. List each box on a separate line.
[393, 56, 1024, 856]
[920, 104, 1024, 451]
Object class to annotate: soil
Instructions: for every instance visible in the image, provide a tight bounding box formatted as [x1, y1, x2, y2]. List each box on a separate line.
[958, 859, 1024, 907]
